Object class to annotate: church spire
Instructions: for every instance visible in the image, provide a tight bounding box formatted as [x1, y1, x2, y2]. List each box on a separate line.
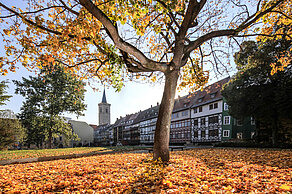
[101, 88, 107, 103]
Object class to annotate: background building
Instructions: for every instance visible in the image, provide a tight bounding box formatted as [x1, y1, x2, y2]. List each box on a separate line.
[98, 89, 111, 125]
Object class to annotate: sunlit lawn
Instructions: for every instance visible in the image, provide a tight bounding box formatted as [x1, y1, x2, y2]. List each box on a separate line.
[0, 148, 291, 193]
[0, 147, 110, 161]
[0, 146, 147, 161]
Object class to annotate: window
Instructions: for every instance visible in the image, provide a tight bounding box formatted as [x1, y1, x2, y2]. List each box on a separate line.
[223, 116, 230, 125]
[251, 117, 255, 125]
[237, 119, 243, 126]
[237, 132, 243, 139]
[99, 107, 102, 113]
[209, 104, 214, 110]
[209, 129, 218, 137]
[182, 110, 188, 116]
[201, 118, 205, 125]
[214, 103, 218, 109]
[193, 108, 197, 114]
[223, 130, 230, 137]
[210, 93, 216, 98]
[194, 131, 198, 138]
[201, 130, 206, 138]
[106, 108, 108, 113]
[209, 115, 219, 124]
[198, 97, 203, 103]
[172, 113, 179, 119]
[251, 132, 255, 139]
[224, 103, 229, 111]
[193, 119, 198, 126]
[199, 106, 203, 112]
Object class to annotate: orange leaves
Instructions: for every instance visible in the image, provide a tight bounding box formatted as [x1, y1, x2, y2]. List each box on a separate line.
[0, 149, 291, 193]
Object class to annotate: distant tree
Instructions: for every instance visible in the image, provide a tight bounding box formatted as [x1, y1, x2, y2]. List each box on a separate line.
[0, 81, 26, 150]
[0, 0, 290, 161]
[14, 64, 85, 148]
[0, 118, 26, 150]
[0, 81, 11, 106]
[222, 39, 292, 145]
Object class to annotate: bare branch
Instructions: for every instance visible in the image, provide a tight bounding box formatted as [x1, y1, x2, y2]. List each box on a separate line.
[270, 10, 292, 20]
[59, 0, 79, 15]
[0, 6, 64, 19]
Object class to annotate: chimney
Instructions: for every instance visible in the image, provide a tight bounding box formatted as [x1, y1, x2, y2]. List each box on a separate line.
[157, 102, 159, 106]
[151, 105, 152, 108]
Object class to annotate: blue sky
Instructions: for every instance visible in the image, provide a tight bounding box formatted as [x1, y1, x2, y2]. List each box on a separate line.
[0, 67, 166, 125]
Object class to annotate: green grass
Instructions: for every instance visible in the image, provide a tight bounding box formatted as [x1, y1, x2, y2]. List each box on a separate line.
[0, 147, 108, 161]
[0, 146, 147, 161]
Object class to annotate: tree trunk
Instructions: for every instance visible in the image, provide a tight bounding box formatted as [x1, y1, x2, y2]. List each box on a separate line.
[272, 114, 278, 146]
[48, 128, 52, 149]
[153, 70, 179, 162]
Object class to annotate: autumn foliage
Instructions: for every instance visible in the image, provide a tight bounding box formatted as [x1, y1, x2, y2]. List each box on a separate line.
[0, 148, 291, 193]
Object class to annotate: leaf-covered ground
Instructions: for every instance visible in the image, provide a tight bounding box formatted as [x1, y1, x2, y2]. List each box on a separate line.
[0, 148, 291, 193]
[0, 147, 109, 161]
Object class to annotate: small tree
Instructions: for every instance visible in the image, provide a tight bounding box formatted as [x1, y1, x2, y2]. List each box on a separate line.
[14, 64, 86, 148]
[222, 39, 292, 145]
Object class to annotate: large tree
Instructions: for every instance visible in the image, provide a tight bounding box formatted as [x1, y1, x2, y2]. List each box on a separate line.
[0, 0, 291, 161]
[14, 64, 86, 148]
[222, 39, 292, 145]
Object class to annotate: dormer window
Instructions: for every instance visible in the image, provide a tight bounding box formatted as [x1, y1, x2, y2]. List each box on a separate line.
[210, 92, 217, 99]
[198, 97, 203, 103]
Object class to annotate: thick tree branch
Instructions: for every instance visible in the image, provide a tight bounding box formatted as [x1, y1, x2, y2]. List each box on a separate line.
[79, 0, 169, 73]
[186, 29, 236, 53]
[178, 0, 206, 38]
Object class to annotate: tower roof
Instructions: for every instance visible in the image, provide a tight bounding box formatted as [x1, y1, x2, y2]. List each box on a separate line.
[101, 89, 107, 103]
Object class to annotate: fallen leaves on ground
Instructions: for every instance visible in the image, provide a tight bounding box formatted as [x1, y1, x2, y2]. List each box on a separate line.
[0, 148, 291, 193]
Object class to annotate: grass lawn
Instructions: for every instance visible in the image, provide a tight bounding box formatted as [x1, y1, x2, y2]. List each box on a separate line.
[0, 148, 291, 193]
[0, 146, 146, 161]
[0, 147, 110, 161]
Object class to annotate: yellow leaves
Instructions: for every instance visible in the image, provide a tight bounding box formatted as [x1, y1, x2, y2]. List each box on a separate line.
[150, 75, 157, 82]
[3, 29, 11, 36]
[279, 184, 291, 191]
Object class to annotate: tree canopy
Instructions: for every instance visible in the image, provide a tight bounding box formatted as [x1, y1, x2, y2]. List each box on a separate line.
[222, 39, 292, 145]
[15, 64, 85, 148]
[1, 0, 291, 161]
[0, 81, 11, 106]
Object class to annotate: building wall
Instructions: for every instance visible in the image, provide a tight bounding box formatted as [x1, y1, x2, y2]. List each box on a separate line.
[191, 100, 223, 143]
[69, 120, 94, 146]
[170, 109, 191, 143]
[222, 100, 233, 140]
[221, 99, 256, 141]
[140, 117, 157, 144]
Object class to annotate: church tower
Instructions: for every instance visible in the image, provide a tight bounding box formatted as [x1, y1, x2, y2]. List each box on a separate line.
[98, 89, 111, 125]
